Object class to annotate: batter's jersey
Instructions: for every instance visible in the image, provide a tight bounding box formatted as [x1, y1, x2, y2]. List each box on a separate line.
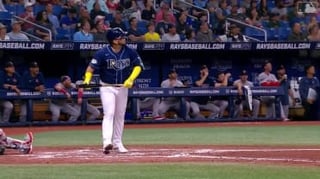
[20, 71, 45, 90]
[89, 45, 144, 84]
[0, 71, 21, 90]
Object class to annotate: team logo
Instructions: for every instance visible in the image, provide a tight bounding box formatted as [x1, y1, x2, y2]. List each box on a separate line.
[107, 58, 130, 70]
[91, 59, 98, 64]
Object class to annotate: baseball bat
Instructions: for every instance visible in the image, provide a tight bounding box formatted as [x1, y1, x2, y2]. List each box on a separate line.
[77, 83, 124, 88]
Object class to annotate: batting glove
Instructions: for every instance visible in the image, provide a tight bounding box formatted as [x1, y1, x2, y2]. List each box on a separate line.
[123, 78, 134, 88]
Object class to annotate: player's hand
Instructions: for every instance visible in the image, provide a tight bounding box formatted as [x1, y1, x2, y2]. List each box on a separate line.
[124, 79, 134, 88]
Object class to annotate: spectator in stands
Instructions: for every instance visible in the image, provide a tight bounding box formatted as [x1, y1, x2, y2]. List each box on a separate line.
[157, 68, 191, 120]
[215, 0, 231, 34]
[271, 0, 288, 20]
[299, 64, 320, 120]
[196, 22, 214, 42]
[307, 15, 318, 32]
[267, 12, 281, 28]
[90, 1, 107, 21]
[161, 23, 181, 42]
[246, 7, 262, 27]
[155, 11, 174, 36]
[184, 28, 196, 42]
[233, 70, 260, 119]
[141, 0, 156, 21]
[45, 3, 61, 30]
[276, 65, 294, 121]
[0, 61, 21, 123]
[228, 4, 248, 23]
[213, 71, 230, 118]
[73, 19, 94, 41]
[307, 24, 320, 41]
[0, 23, 9, 41]
[109, 10, 127, 31]
[60, 0, 80, 18]
[257, 60, 278, 119]
[91, 18, 108, 42]
[155, 1, 175, 24]
[60, 8, 78, 32]
[217, 23, 248, 42]
[106, 0, 120, 14]
[20, 61, 45, 122]
[35, 10, 54, 41]
[122, 0, 142, 21]
[176, 12, 192, 40]
[19, 2, 36, 34]
[287, 22, 307, 41]
[127, 17, 145, 42]
[192, 0, 208, 18]
[190, 65, 219, 119]
[49, 75, 81, 123]
[87, 0, 109, 14]
[144, 21, 161, 42]
[7, 20, 30, 41]
[258, 0, 269, 19]
[79, 6, 94, 27]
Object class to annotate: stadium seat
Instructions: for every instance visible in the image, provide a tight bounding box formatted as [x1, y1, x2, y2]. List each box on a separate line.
[33, 4, 45, 15]
[52, 5, 63, 16]
[266, 28, 279, 41]
[278, 27, 291, 40]
[137, 20, 148, 34]
[245, 27, 265, 41]
[15, 4, 25, 16]
[0, 11, 12, 21]
[55, 28, 73, 41]
[280, 20, 290, 28]
[267, 0, 276, 8]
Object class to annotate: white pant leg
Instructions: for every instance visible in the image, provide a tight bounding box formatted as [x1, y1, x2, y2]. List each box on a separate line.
[112, 87, 128, 146]
[100, 87, 117, 148]
[0, 101, 13, 122]
[252, 99, 261, 118]
[49, 102, 62, 122]
[190, 102, 200, 116]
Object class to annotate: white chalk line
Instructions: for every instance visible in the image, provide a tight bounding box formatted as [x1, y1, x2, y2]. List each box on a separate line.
[10, 148, 320, 164]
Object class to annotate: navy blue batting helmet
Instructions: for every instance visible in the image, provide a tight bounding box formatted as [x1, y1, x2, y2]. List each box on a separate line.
[106, 27, 127, 42]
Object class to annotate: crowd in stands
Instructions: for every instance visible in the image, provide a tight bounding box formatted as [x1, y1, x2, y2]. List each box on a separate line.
[0, 0, 319, 42]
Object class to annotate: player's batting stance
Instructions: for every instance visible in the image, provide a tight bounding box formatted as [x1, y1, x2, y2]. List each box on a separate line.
[0, 128, 33, 155]
[82, 27, 144, 154]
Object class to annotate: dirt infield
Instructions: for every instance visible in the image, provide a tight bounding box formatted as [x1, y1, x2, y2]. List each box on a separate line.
[1, 121, 320, 166]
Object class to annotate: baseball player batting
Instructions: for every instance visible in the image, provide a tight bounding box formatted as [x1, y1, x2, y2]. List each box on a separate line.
[83, 27, 144, 154]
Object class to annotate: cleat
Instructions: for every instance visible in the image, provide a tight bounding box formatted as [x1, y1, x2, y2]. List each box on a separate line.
[103, 144, 113, 155]
[113, 143, 128, 153]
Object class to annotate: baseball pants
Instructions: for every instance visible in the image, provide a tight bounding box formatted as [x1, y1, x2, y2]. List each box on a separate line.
[234, 99, 260, 118]
[49, 102, 81, 122]
[136, 97, 161, 118]
[74, 103, 101, 120]
[100, 86, 128, 148]
[0, 101, 13, 122]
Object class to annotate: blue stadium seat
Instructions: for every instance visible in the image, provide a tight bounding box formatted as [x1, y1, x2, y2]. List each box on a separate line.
[137, 20, 148, 34]
[15, 4, 25, 16]
[266, 28, 279, 41]
[245, 27, 265, 41]
[280, 20, 290, 28]
[55, 28, 73, 41]
[33, 4, 45, 15]
[278, 27, 291, 40]
[267, 0, 276, 8]
[0, 11, 12, 21]
[52, 5, 63, 16]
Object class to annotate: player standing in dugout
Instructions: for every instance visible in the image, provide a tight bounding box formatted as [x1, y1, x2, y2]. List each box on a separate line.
[82, 27, 144, 154]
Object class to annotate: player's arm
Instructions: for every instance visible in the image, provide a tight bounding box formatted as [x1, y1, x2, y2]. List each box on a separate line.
[83, 66, 95, 85]
[124, 66, 142, 88]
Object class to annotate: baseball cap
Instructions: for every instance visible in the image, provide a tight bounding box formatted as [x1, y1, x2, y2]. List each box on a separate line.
[29, 61, 39, 68]
[24, 2, 34, 8]
[5, 61, 14, 68]
[200, 64, 208, 70]
[0, 23, 6, 29]
[169, 68, 177, 74]
[277, 65, 286, 71]
[60, 75, 71, 82]
[11, 20, 22, 26]
[239, 70, 248, 76]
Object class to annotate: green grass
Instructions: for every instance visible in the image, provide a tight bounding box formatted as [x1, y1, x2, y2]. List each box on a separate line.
[0, 163, 319, 179]
[28, 125, 320, 147]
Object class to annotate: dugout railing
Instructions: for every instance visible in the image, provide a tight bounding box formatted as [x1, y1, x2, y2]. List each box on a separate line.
[0, 86, 284, 126]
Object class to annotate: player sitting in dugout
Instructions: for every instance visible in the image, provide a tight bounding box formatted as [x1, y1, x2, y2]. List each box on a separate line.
[0, 128, 33, 155]
[157, 68, 191, 120]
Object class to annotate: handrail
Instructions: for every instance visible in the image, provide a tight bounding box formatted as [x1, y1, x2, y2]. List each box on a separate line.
[21, 31, 44, 41]
[171, 0, 210, 24]
[14, 15, 52, 41]
[226, 17, 267, 42]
